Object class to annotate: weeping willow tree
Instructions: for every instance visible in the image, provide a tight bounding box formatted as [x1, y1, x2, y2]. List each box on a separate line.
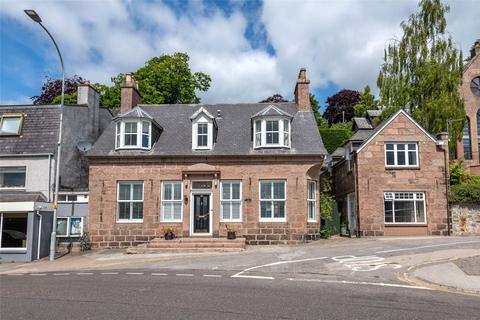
[377, 0, 465, 143]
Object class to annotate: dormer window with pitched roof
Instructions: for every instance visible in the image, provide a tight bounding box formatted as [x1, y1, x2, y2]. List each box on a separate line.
[252, 105, 292, 149]
[190, 107, 216, 151]
[114, 107, 161, 150]
[0, 114, 24, 136]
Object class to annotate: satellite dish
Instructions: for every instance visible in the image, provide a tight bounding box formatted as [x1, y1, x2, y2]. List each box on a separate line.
[77, 141, 92, 153]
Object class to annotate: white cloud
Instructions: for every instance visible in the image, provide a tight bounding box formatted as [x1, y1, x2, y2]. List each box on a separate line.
[1, 0, 478, 104]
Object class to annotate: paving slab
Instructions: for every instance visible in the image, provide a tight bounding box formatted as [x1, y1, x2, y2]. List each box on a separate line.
[453, 255, 480, 276]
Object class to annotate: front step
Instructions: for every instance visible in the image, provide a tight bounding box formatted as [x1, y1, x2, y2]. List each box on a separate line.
[126, 237, 246, 254]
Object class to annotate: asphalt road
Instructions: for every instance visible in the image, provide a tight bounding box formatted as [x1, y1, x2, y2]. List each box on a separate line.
[1, 271, 479, 320]
[1, 237, 479, 319]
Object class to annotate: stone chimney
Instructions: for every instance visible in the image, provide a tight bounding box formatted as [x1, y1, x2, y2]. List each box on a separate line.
[475, 40, 480, 56]
[120, 73, 142, 113]
[77, 82, 100, 139]
[294, 68, 311, 111]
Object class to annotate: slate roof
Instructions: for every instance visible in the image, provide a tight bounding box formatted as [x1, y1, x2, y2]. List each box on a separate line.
[353, 117, 373, 130]
[0, 105, 60, 155]
[89, 103, 326, 157]
[251, 105, 294, 118]
[350, 129, 374, 142]
[0, 191, 48, 202]
[115, 106, 162, 129]
[366, 109, 382, 118]
[331, 146, 345, 158]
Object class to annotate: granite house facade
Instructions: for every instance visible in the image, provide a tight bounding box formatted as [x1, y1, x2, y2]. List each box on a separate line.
[87, 69, 326, 247]
[328, 110, 449, 237]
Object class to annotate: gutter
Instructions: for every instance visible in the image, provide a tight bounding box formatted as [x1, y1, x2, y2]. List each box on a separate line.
[0, 153, 54, 157]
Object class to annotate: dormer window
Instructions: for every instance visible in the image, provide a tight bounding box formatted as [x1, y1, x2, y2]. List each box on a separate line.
[254, 118, 291, 148]
[0, 114, 24, 136]
[115, 120, 151, 150]
[252, 105, 293, 149]
[190, 107, 216, 151]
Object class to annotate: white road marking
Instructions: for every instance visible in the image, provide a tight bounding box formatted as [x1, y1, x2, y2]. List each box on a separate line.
[53, 273, 70, 276]
[203, 274, 222, 278]
[376, 240, 480, 254]
[232, 256, 328, 279]
[30, 273, 47, 276]
[176, 273, 194, 277]
[332, 255, 401, 272]
[286, 278, 432, 290]
[126, 272, 144, 275]
[151, 273, 168, 276]
[101, 272, 119, 275]
[76, 272, 93, 275]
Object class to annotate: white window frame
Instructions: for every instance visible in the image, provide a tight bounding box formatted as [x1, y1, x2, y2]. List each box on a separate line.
[220, 180, 242, 222]
[116, 181, 144, 223]
[385, 142, 419, 168]
[161, 181, 183, 223]
[192, 116, 213, 150]
[56, 217, 84, 237]
[307, 180, 317, 222]
[259, 180, 287, 222]
[253, 117, 291, 149]
[384, 192, 426, 224]
[0, 114, 24, 136]
[0, 166, 26, 190]
[58, 193, 89, 203]
[115, 120, 152, 150]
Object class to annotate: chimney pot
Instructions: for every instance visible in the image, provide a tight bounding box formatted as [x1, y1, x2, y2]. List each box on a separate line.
[294, 68, 311, 111]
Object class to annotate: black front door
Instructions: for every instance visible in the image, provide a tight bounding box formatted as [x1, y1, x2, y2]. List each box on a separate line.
[193, 194, 210, 233]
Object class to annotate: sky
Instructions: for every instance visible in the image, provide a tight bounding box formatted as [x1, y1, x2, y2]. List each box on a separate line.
[0, 0, 478, 111]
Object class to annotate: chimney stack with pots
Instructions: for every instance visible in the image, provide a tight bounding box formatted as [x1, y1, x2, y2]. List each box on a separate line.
[120, 73, 142, 113]
[294, 68, 311, 111]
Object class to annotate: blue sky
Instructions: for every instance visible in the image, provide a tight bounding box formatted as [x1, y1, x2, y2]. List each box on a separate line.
[0, 0, 478, 111]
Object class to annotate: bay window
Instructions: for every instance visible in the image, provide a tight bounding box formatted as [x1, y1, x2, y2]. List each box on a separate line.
[221, 181, 242, 222]
[161, 181, 183, 222]
[254, 118, 291, 148]
[384, 192, 426, 224]
[117, 181, 144, 222]
[385, 143, 418, 167]
[115, 120, 151, 150]
[259, 180, 286, 221]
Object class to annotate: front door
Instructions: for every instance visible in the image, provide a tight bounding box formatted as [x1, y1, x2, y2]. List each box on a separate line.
[193, 194, 210, 234]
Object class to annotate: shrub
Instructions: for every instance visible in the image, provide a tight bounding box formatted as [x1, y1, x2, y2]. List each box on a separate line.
[465, 175, 480, 185]
[319, 225, 331, 239]
[448, 184, 480, 204]
[319, 129, 352, 154]
[449, 160, 468, 185]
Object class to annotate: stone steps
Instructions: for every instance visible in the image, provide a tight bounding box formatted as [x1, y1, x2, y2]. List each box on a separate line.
[126, 237, 246, 254]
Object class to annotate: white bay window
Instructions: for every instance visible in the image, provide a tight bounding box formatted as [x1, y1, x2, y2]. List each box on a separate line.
[254, 118, 291, 148]
[115, 120, 151, 150]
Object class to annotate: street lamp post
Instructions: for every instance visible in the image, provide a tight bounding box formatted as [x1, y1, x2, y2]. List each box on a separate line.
[25, 10, 65, 261]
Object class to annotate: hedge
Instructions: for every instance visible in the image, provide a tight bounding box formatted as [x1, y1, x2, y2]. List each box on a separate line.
[448, 184, 480, 204]
[319, 129, 352, 154]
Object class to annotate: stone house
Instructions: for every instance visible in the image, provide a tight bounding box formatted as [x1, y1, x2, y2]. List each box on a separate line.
[327, 109, 449, 236]
[0, 85, 112, 261]
[87, 69, 326, 247]
[456, 40, 480, 174]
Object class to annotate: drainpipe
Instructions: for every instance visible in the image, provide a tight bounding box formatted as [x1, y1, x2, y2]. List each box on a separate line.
[354, 152, 361, 237]
[35, 211, 42, 260]
[443, 145, 451, 236]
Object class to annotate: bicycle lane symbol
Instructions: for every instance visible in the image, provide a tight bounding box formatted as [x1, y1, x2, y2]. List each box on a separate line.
[332, 255, 402, 272]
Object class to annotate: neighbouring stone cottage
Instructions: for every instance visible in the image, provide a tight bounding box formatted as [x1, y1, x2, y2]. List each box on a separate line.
[326, 109, 450, 236]
[87, 69, 326, 247]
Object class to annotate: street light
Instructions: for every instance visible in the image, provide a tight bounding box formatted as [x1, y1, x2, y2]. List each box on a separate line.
[25, 9, 65, 261]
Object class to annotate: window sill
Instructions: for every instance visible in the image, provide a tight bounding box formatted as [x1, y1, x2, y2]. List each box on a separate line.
[220, 219, 243, 223]
[116, 220, 144, 224]
[160, 220, 183, 224]
[259, 219, 287, 223]
[254, 145, 291, 149]
[384, 223, 427, 227]
[385, 166, 420, 170]
[0, 248, 27, 253]
[307, 220, 317, 223]
[0, 187, 26, 190]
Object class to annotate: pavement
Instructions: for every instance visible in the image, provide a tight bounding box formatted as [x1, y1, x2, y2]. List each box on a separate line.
[408, 255, 480, 295]
[1, 236, 479, 319]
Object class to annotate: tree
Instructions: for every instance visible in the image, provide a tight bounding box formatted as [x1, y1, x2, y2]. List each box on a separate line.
[259, 94, 288, 103]
[31, 75, 85, 105]
[134, 52, 211, 104]
[310, 93, 325, 127]
[354, 85, 378, 117]
[377, 0, 465, 142]
[95, 74, 124, 109]
[322, 89, 360, 124]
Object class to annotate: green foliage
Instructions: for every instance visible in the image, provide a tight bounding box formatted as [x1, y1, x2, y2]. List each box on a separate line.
[319, 225, 331, 239]
[465, 176, 480, 185]
[354, 85, 378, 117]
[310, 94, 323, 126]
[51, 92, 78, 105]
[449, 160, 467, 185]
[320, 179, 335, 220]
[134, 52, 211, 104]
[319, 127, 353, 154]
[449, 184, 480, 204]
[377, 0, 465, 142]
[95, 74, 124, 109]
